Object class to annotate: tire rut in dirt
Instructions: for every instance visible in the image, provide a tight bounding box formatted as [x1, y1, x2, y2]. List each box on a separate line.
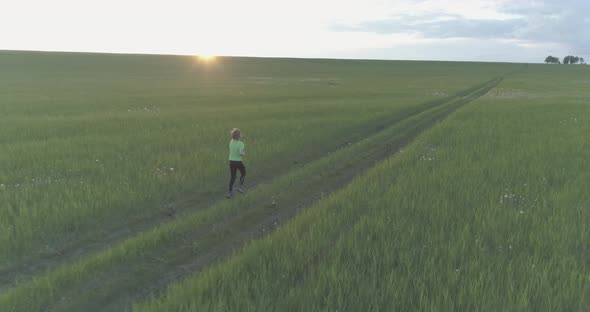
[40, 76, 504, 312]
[0, 78, 500, 292]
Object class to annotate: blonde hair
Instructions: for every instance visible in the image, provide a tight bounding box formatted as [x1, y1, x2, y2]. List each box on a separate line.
[230, 128, 241, 140]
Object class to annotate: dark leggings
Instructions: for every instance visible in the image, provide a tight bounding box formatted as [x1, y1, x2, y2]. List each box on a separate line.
[229, 161, 246, 191]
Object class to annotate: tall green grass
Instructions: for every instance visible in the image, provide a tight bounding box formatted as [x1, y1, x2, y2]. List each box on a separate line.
[135, 64, 590, 311]
[0, 51, 516, 264]
[0, 74, 502, 312]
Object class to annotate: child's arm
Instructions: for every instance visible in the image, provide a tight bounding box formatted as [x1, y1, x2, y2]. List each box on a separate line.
[240, 144, 245, 156]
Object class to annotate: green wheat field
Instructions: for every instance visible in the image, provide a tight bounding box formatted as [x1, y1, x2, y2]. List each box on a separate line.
[1, 51, 589, 311]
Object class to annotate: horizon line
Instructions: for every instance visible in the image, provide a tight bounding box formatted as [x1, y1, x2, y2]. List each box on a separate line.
[0, 48, 537, 65]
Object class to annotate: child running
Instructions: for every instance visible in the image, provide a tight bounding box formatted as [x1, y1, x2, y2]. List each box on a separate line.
[226, 128, 246, 198]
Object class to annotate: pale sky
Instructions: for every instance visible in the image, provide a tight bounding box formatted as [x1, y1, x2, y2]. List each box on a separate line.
[1, 0, 588, 63]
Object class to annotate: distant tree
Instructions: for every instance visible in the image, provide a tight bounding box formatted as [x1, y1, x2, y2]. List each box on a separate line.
[548, 55, 588, 64]
[563, 55, 582, 64]
[544, 55, 560, 64]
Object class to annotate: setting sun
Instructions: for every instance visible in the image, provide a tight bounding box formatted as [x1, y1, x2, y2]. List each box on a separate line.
[197, 55, 216, 62]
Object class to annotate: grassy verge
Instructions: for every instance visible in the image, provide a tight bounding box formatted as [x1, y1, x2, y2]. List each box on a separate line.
[0, 76, 502, 312]
[0, 52, 517, 266]
[135, 65, 590, 311]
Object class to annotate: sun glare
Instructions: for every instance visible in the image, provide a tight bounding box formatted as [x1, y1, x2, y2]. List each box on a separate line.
[197, 55, 216, 62]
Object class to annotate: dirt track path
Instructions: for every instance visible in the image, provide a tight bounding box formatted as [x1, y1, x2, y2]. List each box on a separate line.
[0, 76, 498, 291]
[1, 77, 504, 312]
[54, 77, 502, 312]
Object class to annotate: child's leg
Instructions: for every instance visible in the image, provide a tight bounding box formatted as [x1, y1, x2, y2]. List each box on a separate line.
[238, 162, 246, 185]
[229, 162, 238, 191]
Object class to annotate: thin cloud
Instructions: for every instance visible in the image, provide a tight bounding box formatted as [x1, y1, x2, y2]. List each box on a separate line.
[334, 0, 589, 56]
[499, 0, 590, 54]
[1, 0, 586, 62]
[336, 15, 526, 39]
